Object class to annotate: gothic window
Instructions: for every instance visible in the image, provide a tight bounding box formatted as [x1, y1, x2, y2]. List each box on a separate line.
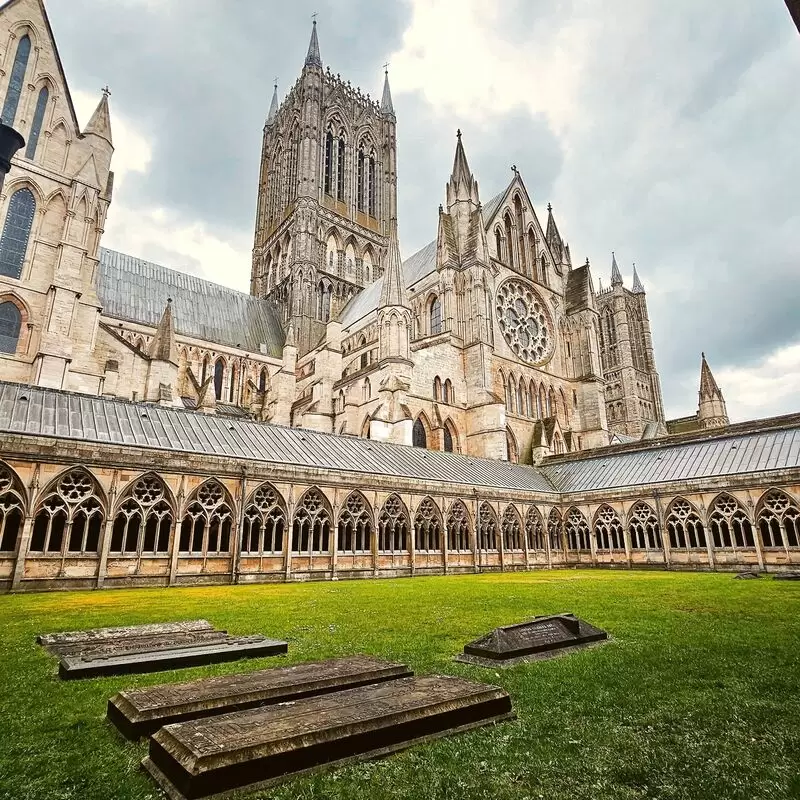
[540, 254, 548, 287]
[337, 491, 373, 553]
[447, 500, 471, 551]
[110, 475, 172, 555]
[553, 432, 564, 455]
[443, 424, 454, 453]
[565, 507, 591, 551]
[495, 229, 503, 260]
[362, 378, 371, 402]
[757, 489, 800, 548]
[30, 470, 104, 554]
[666, 498, 706, 549]
[324, 129, 333, 195]
[378, 494, 409, 552]
[547, 387, 555, 417]
[594, 505, 625, 550]
[242, 483, 286, 554]
[229, 364, 237, 403]
[504, 213, 514, 268]
[0, 464, 24, 552]
[708, 493, 754, 548]
[628, 501, 661, 550]
[0, 301, 21, 353]
[505, 373, 514, 412]
[495, 279, 554, 365]
[0, 188, 36, 279]
[444, 379, 454, 404]
[368, 152, 377, 216]
[414, 497, 442, 552]
[287, 124, 299, 205]
[528, 230, 538, 280]
[258, 367, 268, 393]
[213, 358, 225, 401]
[291, 488, 331, 554]
[357, 145, 365, 212]
[317, 280, 331, 322]
[506, 428, 518, 462]
[514, 195, 527, 276]
[547, 508, 562, 550]
[525, 507, 545, 550]
[337, 389, 345, 413]
[429, 295, 442, 335]
[538, 385, 546, 418]
[1, 34, 31, 125]
[516, 379, 524, 415]
[433, 376, 442, 401]
[502, 505, 523, 550]
[528, 382, 536, 419]
[337, 132, 346, 201]
[412, 418, 427, 448]
[179, 480, 233, 555]
[478, 502, 498, 551]
[25, 86, 49, 160]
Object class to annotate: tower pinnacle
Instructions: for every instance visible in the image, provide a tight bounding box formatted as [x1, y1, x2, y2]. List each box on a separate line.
[305, 20, 322, 68]
[610, 251, 623, 287]
[379, 219, 408, 309]
[266, 83, 278, 126]
[632, 262, 645, 293]
[697, 352, 729, 429]
[381, 67, 395, 116]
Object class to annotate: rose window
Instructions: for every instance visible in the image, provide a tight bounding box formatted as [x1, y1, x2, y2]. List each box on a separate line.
[495, 279, 553, 364]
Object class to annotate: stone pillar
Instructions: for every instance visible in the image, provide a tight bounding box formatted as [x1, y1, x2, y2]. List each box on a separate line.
[232, 472, 247, 584]
[10, 515, 34, 590]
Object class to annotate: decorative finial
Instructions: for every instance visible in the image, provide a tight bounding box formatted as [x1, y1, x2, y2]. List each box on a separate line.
[456, 128, 461, 139]
[383, 61, 390, 74]
[702, 351, 705, 359]
[511, 164, 518, 174]
[311, 11, 317, 22]
[547, 202, 553, 212]
[585, 257, 590, 266]
[167, 297, 172, 304]
[273, 76, 278, 89]
[101, 85, 111, 97]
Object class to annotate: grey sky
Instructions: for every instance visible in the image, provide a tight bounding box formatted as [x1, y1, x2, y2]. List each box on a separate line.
[46, 0, 800, 422]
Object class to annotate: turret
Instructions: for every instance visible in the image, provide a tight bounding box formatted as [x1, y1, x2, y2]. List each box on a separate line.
[697, 352, 729, 429]
[378, 219, 411, 363]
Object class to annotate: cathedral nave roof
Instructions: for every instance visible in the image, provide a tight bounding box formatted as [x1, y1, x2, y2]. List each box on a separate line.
[97, 248, 285, 357]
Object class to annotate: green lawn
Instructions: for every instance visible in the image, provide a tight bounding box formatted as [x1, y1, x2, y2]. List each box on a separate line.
[0, 571, 798, 800]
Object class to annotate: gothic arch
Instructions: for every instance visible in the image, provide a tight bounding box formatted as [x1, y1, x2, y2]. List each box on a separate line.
[0, 460, 25, 552]
[442, 418, 459, 453]
[413, 412, 432, 449]
[178, 479, 235, 555]
[525, 506, 545, 550]
[378, 494, 410, 552]
[565, 506, 591, 551]
[593, 504, 625, 550]
[547, 507, 562, 550]
[505, 426, 519, 463]
[0, 292, 31, 354]
[477, 502, 499, 551]
[502, 504, 524, 550]
[110, 473, 174, 555]
[7, 19, 42, 48]
[292, 487, 332, 554]
[446, 499, 472, 551]
[337, 490, 373, 553]
[627, 501, 661, 550]
[30, 467, 106, 555]
[414, 497, 443, 552]
[665, 497, 706, 549]
[708, 492, 754, 548]
[756, 488, 800, 548]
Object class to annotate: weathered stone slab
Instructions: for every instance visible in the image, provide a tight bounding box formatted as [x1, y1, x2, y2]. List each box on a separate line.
[108, 656, 413, 739]
[734, 572, 761, 579]
[142, 675, 514, 799]
[38, 620, 215, 654]
[58, 636, 288, 680]
[455, 613, 608, 667]
[774, 571, 800, 580]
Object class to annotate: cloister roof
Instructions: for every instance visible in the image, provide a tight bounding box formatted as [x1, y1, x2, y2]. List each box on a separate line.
[1, 382, 798, 496]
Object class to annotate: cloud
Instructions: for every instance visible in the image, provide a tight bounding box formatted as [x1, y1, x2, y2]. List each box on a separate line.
[43, 0, 800, 423]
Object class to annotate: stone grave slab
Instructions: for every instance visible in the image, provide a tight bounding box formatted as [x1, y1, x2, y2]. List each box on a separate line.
[142, 675, 514, 799]
[58, 635, 288, 680]
[108, 656, 413, 739]
[38, 620, 215, 654]
[455, 613, 608, 667]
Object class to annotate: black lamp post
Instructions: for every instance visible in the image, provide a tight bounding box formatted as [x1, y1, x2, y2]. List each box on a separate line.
[0, 122, 25, 194]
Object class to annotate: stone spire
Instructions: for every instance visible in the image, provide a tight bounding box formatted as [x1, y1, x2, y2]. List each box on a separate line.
[266, 83, 279, 126]
[148, 298, 178, 364]
[545, 203, 563, 253]
[305, 20, 322, 68]
[82, 89, 113, 146]
[446, 129, 479, 207]
[610, 251, 623, 287]
[632, 262, 645, 293]
[379, 219, 408, 309]
[381, 68, 395, 116]
[698, 352, 729, 429]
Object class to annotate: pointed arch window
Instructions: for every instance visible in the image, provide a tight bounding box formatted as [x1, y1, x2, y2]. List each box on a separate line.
[433, 376, 442, 401]
[368, 151, 377, 216]
[443, 425, 454, 453]
[0, 301, 21, 353]
[25, 86, 49, 160]
[628, 501, 661, 550]
[229, 364, 237, 403]
[504, 213, 514, 268]
[412, 418, 427, 448]
[594, 505, 625, 550]
[540, 254, 548, 287]
[213, 358, 225, 401]
[528, 230, 538, 279]
[337, 131, 346, 201]
[447, 501, 471, 551]
[514, 195, 527, 276]
[337, 492, 373, 553]
[429, 295, 442, 335]
[565, 507, 591, 551]
[525, 507, 545, 550]
[666, 499, 706, 549]
[286, 124, 300, 205]
[324, 129, 334, 195]
[0, 188, 36, 279]
[258, 367, 268, 393]
[357, 144, 365, 212]
[503, 506, 524, 550]
[110, 475, 172, 555]
[242, 483, 286, 554]
[547, 508, 562, 551]
[179, 481, 233, 555]
[495, 229, 503, 260]
[478, 502, 499, 551]
[414, 498, 442, 552]
[0, 464, 24, 552]
[1, 34, 31, 125]
[757, 490, 800, 548]
[378, 494, 409, 552]
[292, 488, 331, 554]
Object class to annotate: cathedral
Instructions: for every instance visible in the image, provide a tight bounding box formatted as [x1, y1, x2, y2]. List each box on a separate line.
[0, 0, 797, 593]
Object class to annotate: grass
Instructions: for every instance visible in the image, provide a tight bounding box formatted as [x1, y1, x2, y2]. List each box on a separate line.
[0, 570, 799, 800]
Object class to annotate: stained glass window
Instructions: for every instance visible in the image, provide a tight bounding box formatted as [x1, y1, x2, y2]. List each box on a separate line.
[0, 188, 36, 279]
[0, 301, 21, 353]
[1, 35, 31, 125]
[25, 86, 49, 160]
[429, 296, 442, 335]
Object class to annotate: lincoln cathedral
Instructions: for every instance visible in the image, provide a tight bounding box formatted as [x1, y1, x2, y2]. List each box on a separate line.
[0, 0, 797, 591]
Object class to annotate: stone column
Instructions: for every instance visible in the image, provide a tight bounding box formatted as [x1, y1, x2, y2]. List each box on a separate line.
[371, 491, 379, 577]
[409, 496, 416, 577]
[653, 490, 670, 568]
[543, 504, 553, 570]
[620, 501, 632, 569]
[497, 501, 505, 572]
[232, 471, 247, 584]
[284, 487, 294, 581]
[10, 515, 34, 590]
[522, 504, 531, 569]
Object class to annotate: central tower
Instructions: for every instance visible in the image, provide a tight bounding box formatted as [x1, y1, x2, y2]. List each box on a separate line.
[251, 22, 397, 354]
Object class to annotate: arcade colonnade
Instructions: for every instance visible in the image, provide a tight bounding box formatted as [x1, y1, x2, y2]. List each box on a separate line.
[1, 459, 798, 592]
